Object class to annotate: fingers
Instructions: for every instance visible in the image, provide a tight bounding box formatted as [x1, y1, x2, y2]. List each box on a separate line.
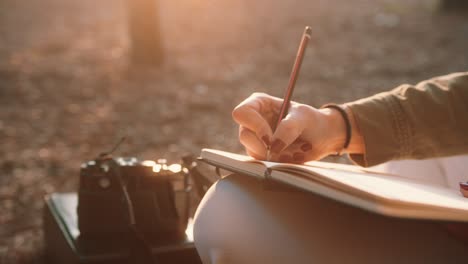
[239, 126, 267, 159]
[233, 93, 321, 163]
[270, 138, 309, 163]
[232, 93, 282, 144]
[270, 105, 309, 154]
[246, 149, 264, 160]
[234, 106, 272, 145]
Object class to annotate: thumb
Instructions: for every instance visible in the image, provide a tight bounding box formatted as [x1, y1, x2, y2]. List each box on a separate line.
[270, 111, 304, 154]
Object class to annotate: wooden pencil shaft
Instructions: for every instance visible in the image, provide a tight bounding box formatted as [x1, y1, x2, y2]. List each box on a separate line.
[275, 26, 312, 131]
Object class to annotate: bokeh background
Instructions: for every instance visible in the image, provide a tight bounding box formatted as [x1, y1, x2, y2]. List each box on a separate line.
[1, 0, 467, 262]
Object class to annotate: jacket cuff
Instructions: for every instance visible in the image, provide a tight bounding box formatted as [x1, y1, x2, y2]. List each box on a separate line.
[344, 87, 411, 167]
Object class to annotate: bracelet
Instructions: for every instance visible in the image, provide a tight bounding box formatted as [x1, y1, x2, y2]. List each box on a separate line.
[321, 103, 351, 154]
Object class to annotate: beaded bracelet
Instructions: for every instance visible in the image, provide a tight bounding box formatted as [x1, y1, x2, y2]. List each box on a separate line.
[321, 104, 351, 154]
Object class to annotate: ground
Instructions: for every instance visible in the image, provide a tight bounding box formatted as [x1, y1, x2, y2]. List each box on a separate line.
[0, 0, 467, 262]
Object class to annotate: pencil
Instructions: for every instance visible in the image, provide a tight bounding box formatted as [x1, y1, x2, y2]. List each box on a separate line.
[267, 26, 312, 161]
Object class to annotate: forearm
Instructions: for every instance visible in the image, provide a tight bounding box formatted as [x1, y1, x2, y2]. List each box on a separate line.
[340, 72, 468, 167]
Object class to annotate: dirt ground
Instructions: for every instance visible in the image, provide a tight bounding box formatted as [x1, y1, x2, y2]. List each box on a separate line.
[0, 0, 467, 262]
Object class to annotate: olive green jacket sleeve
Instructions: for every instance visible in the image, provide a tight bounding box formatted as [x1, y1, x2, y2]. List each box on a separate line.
[345, 72, 468, 167]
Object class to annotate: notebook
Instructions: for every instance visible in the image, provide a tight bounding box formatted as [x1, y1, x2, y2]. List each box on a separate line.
[200, 148, 468, 222]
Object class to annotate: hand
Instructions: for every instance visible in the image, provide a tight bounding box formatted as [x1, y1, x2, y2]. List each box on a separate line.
[232, 93, 358, 163]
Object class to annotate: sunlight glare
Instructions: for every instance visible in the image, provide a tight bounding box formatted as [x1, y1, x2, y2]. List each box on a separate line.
[185, 217, 194, 242]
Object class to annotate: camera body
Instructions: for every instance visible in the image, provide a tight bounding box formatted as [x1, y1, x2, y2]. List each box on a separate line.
[78, 157, 188, 244]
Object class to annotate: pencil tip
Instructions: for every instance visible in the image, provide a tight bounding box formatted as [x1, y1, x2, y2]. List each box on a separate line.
[304, 26, 312, 37]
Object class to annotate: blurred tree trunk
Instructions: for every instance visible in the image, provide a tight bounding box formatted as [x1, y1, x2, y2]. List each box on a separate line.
[127, 0, 163, 66]
[441, 0, 468, 11]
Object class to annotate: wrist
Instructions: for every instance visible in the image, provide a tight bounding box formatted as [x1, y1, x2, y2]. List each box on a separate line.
[320, 105, 365, 155]
[319, 107, 347, 154]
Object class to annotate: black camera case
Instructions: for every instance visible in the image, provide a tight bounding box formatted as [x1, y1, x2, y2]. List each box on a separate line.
[43, 155, 204, 264]
[78, 157, 186, 243]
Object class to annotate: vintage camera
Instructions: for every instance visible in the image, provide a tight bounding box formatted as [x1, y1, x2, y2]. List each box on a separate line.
[43, 151, 209, 264]
[78, 156, 188, 243]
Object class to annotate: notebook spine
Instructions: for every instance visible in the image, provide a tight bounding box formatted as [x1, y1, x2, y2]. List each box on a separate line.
[262, 168, 299, 192]
[264, 168, 272, 180]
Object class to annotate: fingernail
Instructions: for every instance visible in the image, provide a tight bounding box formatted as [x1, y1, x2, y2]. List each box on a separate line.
[293, 152, 305, 163]
[301, 143, 312, 152]
[279, 154, 292, 163]
[271, 139, 286, 154]
[261, 135, 271, 146]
